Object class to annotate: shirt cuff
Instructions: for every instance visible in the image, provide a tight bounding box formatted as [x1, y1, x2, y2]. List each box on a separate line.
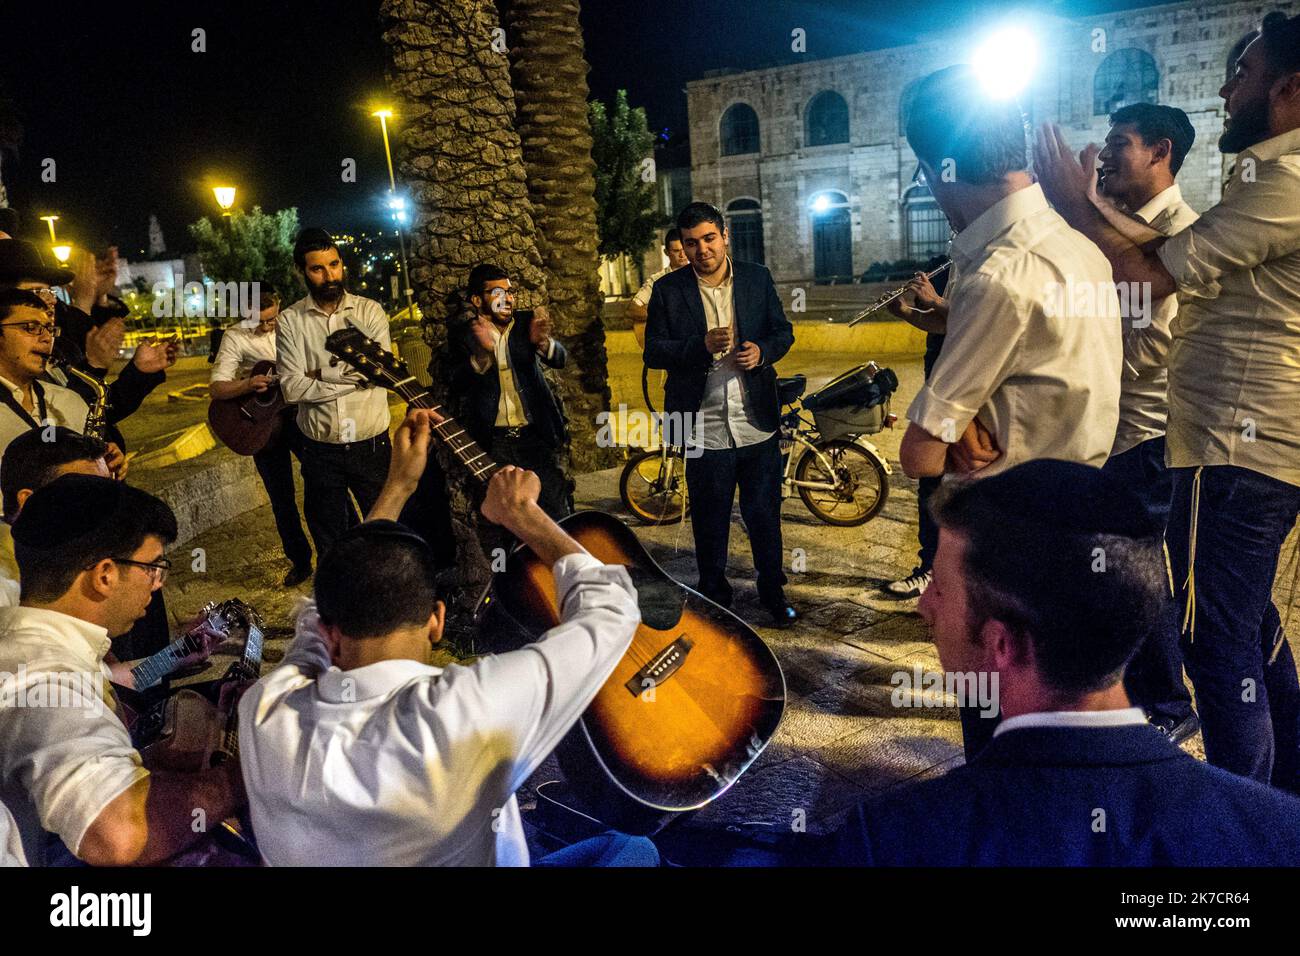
[907, 382, 977, 442]
[551, 552, 633, 612]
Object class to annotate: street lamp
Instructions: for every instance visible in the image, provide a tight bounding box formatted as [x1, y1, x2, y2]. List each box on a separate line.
[51, 244, 72, 264]
[39, 215, 60, 244]
[213, 186, 236, 217]
[371, 107, 414, 314]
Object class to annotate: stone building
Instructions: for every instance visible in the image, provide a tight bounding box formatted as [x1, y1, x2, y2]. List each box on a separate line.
[684, 0, 1295, 284]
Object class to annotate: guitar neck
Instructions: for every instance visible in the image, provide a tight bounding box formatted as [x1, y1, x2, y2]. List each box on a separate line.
[388, 380, 503, 487]
[130, 632, 201, 691]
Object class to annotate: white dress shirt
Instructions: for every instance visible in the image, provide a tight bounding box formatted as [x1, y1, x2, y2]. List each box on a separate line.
[210, 325, 278, 384]
[1157, 127, 1300, 487]
[238, 552, 641, 866]
[994, 707, 1147, 738]
[694, 258, 774, 451]
[0, 523, 17, 609]
[0, 801, 25, 866]
[1112, 184, 1199, 457]
[0, 606, 147, 864]
[0, 375, 90, 459]
[275, 292, 394, 443]
[632, 266, 675, 308]
[908, 184, 1123, 475]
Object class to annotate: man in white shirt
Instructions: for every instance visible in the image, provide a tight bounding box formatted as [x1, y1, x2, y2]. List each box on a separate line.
[897, 65, 1122, 484]
[0, 289, 90, 457]
[832, 460, 1300, 865]
[627, 228, 689, 326]
[0, 475, 245, 865]
[210, 287, 313, 585]
[1034, 12, 1300, 792]
[239, 410, 656, 866]
[276, 228, 394, 558]
[1091, 104, 1201, 744]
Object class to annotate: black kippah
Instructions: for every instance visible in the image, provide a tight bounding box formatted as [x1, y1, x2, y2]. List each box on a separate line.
[956, 459, 1160, 540]
[11, 473, 127, 549]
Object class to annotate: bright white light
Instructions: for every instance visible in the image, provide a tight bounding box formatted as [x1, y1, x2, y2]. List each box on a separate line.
[811, 193, 832, 213]
[973, 26, 1038, 99]
[388, 196, 405, 211]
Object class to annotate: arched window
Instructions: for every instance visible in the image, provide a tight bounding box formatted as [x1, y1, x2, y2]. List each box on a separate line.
[720, 103, 760, 156]
[809, 191, 852, 281]
[725, 198, 765, 265]
[805, 90, 849, 147]
[901, 174, 949, 261]
[1093, 48, 1159, 116]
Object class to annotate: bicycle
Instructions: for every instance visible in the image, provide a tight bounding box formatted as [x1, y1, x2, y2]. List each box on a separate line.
[620, 366, 894, 527]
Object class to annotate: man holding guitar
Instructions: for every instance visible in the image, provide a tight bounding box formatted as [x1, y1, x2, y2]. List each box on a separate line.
[0, 475, 246, 865]
[209, 287, 313, 587]
[238, 410, 656, 866]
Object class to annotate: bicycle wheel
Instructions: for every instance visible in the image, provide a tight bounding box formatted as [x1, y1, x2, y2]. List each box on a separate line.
[620, 448, 690, 525]
[795, 439, 889, 526]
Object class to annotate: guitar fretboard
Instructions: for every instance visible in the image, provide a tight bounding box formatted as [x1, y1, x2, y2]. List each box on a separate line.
[130, 633, 201, 691]
[383, 378, 503, 486]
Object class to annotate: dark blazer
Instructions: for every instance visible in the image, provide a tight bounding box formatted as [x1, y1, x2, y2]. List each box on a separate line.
[449, 315, 568, 449]
[833, 724, 1300, 866]
[643, 260, 794, 433]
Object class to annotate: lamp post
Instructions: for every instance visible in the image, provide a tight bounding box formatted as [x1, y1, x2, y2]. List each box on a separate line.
[213, 186, 236, 227]
[39, 214, 60, 244]
[371, 108, 414, 315]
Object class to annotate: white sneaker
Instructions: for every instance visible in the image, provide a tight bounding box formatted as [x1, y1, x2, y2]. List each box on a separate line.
[884, 570, 932, 597]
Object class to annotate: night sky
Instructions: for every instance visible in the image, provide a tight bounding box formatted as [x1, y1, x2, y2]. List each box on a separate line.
[1, 0, 1157, 259]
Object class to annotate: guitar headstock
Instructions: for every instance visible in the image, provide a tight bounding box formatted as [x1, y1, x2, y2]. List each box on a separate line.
[324, 327, 410, 392]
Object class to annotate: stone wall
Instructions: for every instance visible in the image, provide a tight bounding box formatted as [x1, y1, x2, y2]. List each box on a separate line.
[686, 0, 1297, 284]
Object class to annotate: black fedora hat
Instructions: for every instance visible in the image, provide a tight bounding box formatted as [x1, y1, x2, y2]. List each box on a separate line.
[0, 239, 75, 286]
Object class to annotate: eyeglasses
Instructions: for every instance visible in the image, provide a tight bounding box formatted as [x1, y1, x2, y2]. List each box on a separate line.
[0, 321, 59, 339]
[109, 556, 171, 587]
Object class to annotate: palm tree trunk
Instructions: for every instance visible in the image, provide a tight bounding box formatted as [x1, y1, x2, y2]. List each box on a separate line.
[378, 0, 552, 624]
[504, 0, 615, 472]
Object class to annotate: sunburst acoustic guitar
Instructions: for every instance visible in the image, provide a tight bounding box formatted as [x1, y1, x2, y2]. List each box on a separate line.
[324, 326, 786, 828]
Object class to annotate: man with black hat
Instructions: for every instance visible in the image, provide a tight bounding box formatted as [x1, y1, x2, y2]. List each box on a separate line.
[832, 460, 1300, 866]
[0, 238, 174, 451]
[0, 475, 245, 865]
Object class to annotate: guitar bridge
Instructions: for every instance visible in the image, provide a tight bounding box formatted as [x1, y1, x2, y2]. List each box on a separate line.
[624, 636, 693, 697]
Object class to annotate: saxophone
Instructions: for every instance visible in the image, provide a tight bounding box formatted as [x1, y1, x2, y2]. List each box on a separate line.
[63, 364, 110, 440]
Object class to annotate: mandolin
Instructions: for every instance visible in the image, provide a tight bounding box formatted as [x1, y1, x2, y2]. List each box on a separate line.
[325, 327, 786, 827]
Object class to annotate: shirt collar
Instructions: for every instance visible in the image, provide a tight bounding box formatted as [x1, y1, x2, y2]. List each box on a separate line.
[305, 291, 355, 318]
[950, 183, 1049, 267]
[994, 706, 1146, 738]
[1240, 125, 1300, 165]
[0, 605, 112, 665]
[316, 657, 439, 703]
[1132, 182, 1184, 226]
[0, 374, 29, 403]
[695, 256, 733, 290]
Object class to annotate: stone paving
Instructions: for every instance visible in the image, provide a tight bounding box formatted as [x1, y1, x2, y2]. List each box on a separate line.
[155, 345, 1300, 844]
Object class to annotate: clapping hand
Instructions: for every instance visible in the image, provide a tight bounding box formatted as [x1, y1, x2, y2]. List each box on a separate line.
[85, 317, 126, 369]
[529, 306, 553, 351]
[132, 337, 178, 374]
[1033, 123, 1099, 220]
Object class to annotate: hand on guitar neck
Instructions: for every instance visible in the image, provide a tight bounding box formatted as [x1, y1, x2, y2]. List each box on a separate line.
[367, 409, 583, 567]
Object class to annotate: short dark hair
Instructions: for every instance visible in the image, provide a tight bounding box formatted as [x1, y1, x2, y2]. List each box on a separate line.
[930, 461, 1168, 696]
[2, 427, 109, 519]
[293, 228, 340, 270]
[257, 284, 280, 310]
[906, 65, 1028, 185]
[1109, 103, 1196, 175]
[664, 228, 682, 246]
[0, 288, 48, 324]
[1259, 12, 1300, 76]
[13, 475, 177, 604]
[466, 263, 509, 301]
[314, 520, 439, 639]
[676, 202, 725, 233]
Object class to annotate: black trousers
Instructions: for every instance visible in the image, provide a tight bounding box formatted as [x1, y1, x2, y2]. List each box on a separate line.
[297, 432, 391, 559]
[487, 426, 572, 521]
[252, 414, 313, 570]
[684, 433, 787, 604]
